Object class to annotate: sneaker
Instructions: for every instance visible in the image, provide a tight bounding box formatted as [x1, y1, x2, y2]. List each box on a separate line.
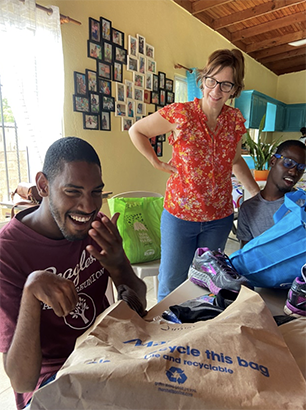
[284, 264, 306, 317]
[188, 247, 252, 295]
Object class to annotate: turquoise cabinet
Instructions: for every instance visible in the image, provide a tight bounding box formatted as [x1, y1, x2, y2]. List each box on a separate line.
[284, 104, 306, 132]
[234, 90, 267, 129]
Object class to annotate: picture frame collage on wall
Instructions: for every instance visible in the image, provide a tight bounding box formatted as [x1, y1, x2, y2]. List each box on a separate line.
[72, 15, 175, 154]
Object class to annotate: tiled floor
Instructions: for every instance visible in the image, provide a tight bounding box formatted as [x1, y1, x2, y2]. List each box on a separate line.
[0, 235, 240, 410]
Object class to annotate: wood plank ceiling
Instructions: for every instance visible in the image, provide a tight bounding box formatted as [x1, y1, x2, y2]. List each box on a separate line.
[173, 0, 306, 75]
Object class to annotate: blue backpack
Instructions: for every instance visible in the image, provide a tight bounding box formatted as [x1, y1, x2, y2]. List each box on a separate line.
[230, 189, 306, 288]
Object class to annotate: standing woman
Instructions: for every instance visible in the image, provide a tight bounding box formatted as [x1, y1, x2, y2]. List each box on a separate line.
[129, 49, 260, 301]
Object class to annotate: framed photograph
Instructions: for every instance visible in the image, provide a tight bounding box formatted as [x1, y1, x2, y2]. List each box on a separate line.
[153, 74, 159, 92]
[86, 69, 97, 92]
[158, 71, 166, 89]
[159, 89, 166, 106]
[125, 79, 134, 99]
[155, 105, 163, 111]
[112, 28, 124, 47]
[74, 72, 87, 96]
[166, 91, 175, 104]
[150, 136, 157, 147]
[157, 134, 166, 142]
[134, 86, 144, 102]
[89, 17, 100, 42]
[156, 141, 163, 157]
[133, 72, 145, 88]
[98, 78, 112, 95]
[115, 102, 126, 117]
[122, 117, 133, 131]
[128, 35, 138, 57]
[166, 78, 174, 92]
[126, 99, 135, 118]
[73, 95, 89, 112]
[151, 91, 159, 105]
[147, 57, 157, 74]
[100, 17, 112, 41]
[135, 115, 142, 122]
[89, 92, 100, 113]
[145, 72, 153, 91]
[127, 55, 138, 72]
[87, 40, 102, 60]
[101, 95, 115, 112]
[103, 41, 113, 64]
[83, 113, 99, 130]
[139, 55, 146, 74]
[144, 90, 151, 104]
[136, 34, 145, 55]
[97, 61, 112, 80]
[113, 62, 123, 82]
[136, 101, 146, 116]
[146, 43, 154, 58]
[116, 82, 126, 102]
[101, 111, 111, 131]
[114, 46, 127, 64]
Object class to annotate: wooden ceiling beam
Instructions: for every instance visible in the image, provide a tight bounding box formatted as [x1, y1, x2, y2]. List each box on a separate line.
[274, 63, 306, 75]
[250, 43, 306, 59]
[231, 12, 306, 41]
[191, 0, 233, 16]
[214, 0, 305, 30]
[173, 0, 193, 14]
[258, 46, 306, 63]
[265, 54, 306, 70]
[245, 29, 306, 52]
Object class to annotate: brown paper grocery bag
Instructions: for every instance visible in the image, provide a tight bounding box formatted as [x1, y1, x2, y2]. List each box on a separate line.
[30, 287, 306, 410]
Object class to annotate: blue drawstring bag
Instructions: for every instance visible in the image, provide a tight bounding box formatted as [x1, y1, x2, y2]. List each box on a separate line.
[229, 189, 306, 288]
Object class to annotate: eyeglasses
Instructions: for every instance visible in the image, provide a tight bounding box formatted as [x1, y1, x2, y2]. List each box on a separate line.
[204, 77, 235, 93]
[274, 154, 306, 172]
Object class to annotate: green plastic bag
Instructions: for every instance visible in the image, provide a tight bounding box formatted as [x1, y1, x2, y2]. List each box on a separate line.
[108, 196, 163, 264]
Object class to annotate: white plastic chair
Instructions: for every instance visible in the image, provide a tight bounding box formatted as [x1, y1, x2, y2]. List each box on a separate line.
[110, 191, 163, 299]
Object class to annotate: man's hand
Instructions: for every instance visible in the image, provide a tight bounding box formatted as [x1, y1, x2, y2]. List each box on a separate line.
[24, 270, 79, 317]
[86, 213, 128, 273]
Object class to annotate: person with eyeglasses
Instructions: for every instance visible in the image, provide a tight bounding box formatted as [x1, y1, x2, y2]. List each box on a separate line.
[129, 48, 260, 301]
[237, 139, 306, 248]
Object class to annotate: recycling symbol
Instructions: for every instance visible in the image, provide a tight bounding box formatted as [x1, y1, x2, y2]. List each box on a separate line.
[166, 366, 187, 384]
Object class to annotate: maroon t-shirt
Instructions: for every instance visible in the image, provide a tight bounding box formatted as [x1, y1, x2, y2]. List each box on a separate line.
[0, 209, 109, 409]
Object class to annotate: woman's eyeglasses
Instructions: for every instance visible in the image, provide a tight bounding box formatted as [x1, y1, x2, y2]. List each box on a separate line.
[204, 77, 235, 93]
[274, 153, 306, 171]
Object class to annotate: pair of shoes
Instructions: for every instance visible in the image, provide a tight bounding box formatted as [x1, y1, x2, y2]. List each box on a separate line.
[188, 247, 252, 295]
[284, 264, 306, 317]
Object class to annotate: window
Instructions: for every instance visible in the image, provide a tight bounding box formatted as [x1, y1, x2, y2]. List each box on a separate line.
[174, 75, 187, 103]
[0, 79, 29, 205]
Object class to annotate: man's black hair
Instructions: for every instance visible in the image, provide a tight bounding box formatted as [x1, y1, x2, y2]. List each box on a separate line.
[42, 136, 101, 182]
[275, 139, 306, 156]
[300, 127, 306, 135]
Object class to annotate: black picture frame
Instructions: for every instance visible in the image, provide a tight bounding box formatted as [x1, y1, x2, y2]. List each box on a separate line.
[151, 91, 159, 105]
[165, 78, 174, 92]
[156, 141, 163, 157]
[114, 45, 127, 65]
[112, 28, 124, 47]
[98, 78, 112, 96]
[89, 92, 100, 114]
[137, 34, 145, 55]
[153, 74, 159, 92]
[73, 95, 90, 113]
[158, 71, 166, 90]
[100, 17, 112, 42]
[97, 61, 112, 80]
[87, 40, 102, 60]
[86, 69, 97, 93]
[102, 41, 113, 64]
[74, 72, 87, 96]
[83, 113, 99, 130]
[101, 95, 115, 112]
[101, 111, 111, 131]
[157, 134, 166, 142]
[113, 61, 123, 83]
[89, 17, 100, 43]
[159, 89, 166, 106]
[166, 91, 175, 104]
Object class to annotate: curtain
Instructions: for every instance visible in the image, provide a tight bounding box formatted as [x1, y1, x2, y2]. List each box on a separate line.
[0, 0, 64, 181]
[186, 68, 202, 101]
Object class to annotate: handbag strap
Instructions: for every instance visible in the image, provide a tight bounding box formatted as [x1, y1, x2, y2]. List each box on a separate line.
[273, 189, 306, 224]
